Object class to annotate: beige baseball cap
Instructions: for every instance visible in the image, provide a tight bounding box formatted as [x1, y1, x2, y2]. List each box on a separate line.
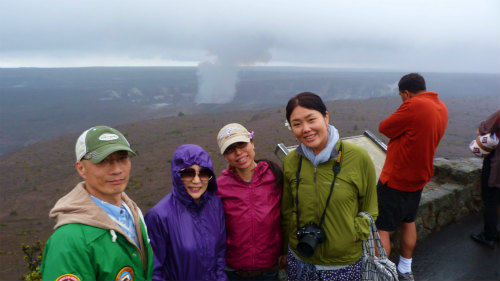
[217, 123, 253, 154]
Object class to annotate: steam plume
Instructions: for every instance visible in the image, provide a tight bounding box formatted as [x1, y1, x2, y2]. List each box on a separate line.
[196, 34, 273, 104]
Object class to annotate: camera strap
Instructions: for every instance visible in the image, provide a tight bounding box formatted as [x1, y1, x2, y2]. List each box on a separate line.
[295, 141, 343, 234]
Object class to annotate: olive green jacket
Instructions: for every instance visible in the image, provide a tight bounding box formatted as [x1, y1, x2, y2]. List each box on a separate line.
[281, 141, 378, 265]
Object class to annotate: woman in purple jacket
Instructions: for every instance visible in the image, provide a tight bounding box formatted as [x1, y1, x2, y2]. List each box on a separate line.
[145, 144, 228, 281]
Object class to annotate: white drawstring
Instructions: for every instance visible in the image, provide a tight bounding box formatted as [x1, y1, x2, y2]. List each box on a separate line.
[110, 229, 117, 242]
[138, 208, 150, 243]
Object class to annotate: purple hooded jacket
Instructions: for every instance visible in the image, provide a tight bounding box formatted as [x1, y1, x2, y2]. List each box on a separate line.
[145, 144, 228, 281]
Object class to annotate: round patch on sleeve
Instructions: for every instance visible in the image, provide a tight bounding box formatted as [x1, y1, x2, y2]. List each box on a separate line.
[115, 266, 135, 281]
[56, 274, 80, 281]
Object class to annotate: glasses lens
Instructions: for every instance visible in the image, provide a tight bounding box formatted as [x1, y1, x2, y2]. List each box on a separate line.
[198, 168, 212, 180]
[224, 142, 247, 154]
[180, 167, 212, 181]
[180, 168, 196, 179]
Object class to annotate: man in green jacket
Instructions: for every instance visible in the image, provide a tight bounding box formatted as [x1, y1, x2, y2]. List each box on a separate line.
[41, 126, 154, 281]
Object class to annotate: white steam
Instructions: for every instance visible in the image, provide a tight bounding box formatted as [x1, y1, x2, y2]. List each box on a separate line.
[196, 34, 273, 104]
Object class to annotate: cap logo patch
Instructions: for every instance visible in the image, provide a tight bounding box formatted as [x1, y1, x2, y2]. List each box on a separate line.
[115, 266, 134, 281]
[218, 126, 239, 139]
[56, 274, 80, 281]
[99, 133, 119, 141]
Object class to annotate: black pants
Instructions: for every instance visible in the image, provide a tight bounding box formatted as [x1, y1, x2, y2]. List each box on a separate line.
[481, 155, 500, 240]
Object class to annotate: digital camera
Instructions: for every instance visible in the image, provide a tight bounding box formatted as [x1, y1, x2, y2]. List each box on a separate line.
[296, 222, 326, 258]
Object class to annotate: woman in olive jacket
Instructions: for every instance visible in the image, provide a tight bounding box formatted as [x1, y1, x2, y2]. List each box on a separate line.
[281, 92, 378, 281]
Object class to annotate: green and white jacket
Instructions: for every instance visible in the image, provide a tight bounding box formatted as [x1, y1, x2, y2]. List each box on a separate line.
[41, 182, 154, 281]
[281, 141, 378, 266]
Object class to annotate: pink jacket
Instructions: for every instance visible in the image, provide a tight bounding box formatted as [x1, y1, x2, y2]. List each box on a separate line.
[216, 161, 283, 270]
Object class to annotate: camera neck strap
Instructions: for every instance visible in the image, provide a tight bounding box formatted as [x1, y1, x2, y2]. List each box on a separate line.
[295, 141, 343, 234]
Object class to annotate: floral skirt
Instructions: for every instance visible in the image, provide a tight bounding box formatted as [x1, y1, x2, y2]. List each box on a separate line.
[286, 248, 362, 281]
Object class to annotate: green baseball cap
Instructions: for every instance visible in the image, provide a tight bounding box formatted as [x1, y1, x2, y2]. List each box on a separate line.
[75, 126, 136, 164]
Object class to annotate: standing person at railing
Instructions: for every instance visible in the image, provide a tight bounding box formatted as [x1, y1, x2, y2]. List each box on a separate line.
[470, 109, 500, 249]
[281, 92, 378, 281]
[145, 144, 228, 281]
[376, 73, 448, 281]
[216, 123, 284, 281]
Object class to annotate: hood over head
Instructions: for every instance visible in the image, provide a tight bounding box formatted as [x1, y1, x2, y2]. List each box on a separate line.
[171, 144, 217, 208]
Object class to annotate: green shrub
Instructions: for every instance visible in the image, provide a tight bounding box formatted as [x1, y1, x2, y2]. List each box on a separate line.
[170, 129, 183, 135]
[21, 240, 44, 281]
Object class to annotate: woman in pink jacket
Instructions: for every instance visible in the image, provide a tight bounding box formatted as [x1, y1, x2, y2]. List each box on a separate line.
[216, 123, 284, 281]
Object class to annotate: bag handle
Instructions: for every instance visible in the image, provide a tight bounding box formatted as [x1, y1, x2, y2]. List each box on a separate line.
[358, 212, 389, 259]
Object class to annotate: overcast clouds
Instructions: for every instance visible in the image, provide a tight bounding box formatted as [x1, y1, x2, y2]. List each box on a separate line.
[1, 0, 498, 73]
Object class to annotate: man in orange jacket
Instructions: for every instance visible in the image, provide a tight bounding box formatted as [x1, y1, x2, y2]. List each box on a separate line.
[376, 73, 448, 281]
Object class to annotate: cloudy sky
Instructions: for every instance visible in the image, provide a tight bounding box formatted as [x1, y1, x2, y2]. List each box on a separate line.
[1, 0, 498, 73]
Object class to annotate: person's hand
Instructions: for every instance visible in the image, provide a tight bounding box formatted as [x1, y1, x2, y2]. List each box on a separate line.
[279, 255, 287, 268]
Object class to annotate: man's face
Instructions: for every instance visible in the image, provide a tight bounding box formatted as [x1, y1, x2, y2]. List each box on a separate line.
[76, 151, 131, 205]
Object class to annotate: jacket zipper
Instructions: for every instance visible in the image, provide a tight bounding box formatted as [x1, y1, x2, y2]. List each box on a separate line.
[314, 167, 320, 220]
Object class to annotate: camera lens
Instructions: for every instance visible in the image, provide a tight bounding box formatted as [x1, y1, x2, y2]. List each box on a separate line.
[297, 234, 318, 258]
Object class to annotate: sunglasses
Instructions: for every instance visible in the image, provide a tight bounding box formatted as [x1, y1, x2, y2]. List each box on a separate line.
[180, 167, 213, 181]
[224, 142, 248, 155]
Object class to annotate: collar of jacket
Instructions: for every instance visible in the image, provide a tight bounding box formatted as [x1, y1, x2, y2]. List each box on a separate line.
[294, 141, 340, 162]
[223, 160, 269, 185]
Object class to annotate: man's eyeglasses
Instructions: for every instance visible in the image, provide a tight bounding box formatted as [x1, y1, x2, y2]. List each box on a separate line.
[180, 167, 213, 182]
[224, 142, 248, 155]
